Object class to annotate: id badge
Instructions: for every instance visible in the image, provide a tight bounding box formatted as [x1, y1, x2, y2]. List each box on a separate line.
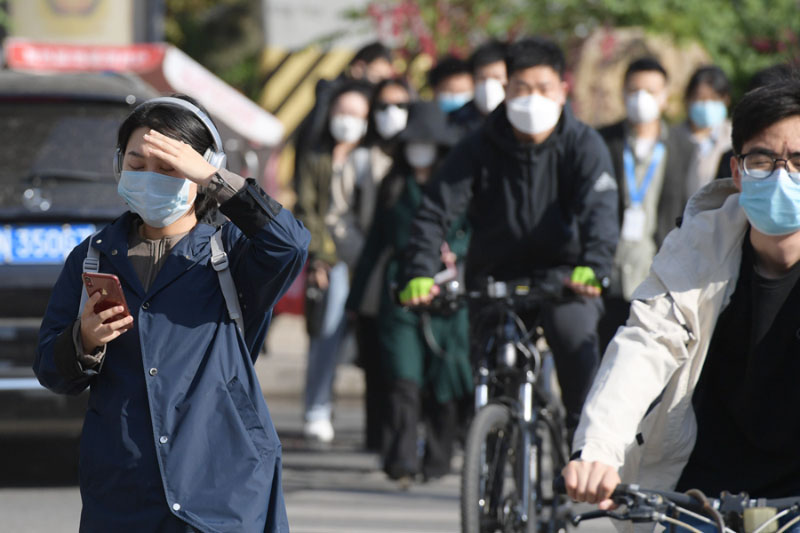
[621, 205, 646, 242]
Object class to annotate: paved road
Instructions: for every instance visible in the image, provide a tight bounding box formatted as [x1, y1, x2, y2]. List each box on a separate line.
[1, 316, 616, 532]
[278, 398, 461, 533]
[0, 398, 616, 533]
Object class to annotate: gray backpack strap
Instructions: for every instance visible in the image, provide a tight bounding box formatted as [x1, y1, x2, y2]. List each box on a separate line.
[78, 230, 103, 318]
[210, 230, 245, 337]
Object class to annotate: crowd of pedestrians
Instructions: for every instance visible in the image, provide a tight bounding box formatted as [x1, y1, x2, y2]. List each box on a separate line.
[31, 24, 800, 530]
[290, 36, 745, 487]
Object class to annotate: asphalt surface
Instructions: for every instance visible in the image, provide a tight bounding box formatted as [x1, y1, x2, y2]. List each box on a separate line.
[0, 399, 617, 533]
[0, 315, 617, 533]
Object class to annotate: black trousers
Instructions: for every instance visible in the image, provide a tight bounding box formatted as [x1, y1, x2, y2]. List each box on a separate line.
[356, 315, 388, 452]
[479, 295, 603, 433]
[383, 379, 458, 480]
[538, 296, 603, 431]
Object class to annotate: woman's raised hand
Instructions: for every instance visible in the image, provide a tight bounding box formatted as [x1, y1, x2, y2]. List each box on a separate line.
[142, 129, 218, 187]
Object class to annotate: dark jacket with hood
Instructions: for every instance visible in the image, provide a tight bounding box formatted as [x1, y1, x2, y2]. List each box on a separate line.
[34, 180, 310, 532]
[404, 102, 619, 286]
[448, 100, 485, 139]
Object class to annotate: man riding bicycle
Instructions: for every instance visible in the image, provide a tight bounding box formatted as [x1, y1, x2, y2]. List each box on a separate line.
[400, 36, 619, 434]
[564, 79, 800, 519]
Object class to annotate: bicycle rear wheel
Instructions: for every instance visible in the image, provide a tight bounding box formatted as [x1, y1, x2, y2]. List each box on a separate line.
[461, 403, 534, 533]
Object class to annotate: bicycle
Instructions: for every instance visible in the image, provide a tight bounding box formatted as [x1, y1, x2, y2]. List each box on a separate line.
[553, 476, 800, 533]
[430, 277, 571, 533]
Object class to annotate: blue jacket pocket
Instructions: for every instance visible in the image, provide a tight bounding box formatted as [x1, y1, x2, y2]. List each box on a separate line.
[226, 376, 274, 458]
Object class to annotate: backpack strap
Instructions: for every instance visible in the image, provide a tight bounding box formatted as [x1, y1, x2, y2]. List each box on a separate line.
[78, 230, 103, 318]
[210, 229, 245, 337]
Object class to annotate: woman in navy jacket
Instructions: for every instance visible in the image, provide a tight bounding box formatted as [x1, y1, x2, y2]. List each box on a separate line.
[33, 96, 309, 532]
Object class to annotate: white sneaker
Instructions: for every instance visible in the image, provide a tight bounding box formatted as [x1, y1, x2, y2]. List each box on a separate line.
[303, 418, 334, 443]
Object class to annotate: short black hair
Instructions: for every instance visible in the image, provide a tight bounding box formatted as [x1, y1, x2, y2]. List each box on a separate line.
[505, 37, 565, 78]
[351, 42, 392, 66]
[470, 40, 507, 73]
[731, 80, 800, 154]
[625, 57, 668, 84]
[117, 94, 220, 223]
[685, 65, 730, 100]
[328, 79, 374, 112]
[427, 55, 471, 90]
[372, 77, 414, 104]
[746, 63, 795, 92]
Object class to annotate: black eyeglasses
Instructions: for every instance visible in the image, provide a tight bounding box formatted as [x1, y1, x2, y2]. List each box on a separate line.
[738, 152, 800, 178]
[374, 101, 409, 112]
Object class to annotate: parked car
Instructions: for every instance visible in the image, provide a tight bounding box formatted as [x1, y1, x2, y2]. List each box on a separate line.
[0, 70, 159, 436]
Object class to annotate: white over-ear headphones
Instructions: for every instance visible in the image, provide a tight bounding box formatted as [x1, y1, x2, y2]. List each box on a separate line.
[113, 96, 227, 180]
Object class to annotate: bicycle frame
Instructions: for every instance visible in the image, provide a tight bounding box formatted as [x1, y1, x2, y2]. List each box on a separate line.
[469, 285, 568, 531]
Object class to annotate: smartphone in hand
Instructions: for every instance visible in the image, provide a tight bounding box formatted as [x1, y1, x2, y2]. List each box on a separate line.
[82, 272, 133, 331]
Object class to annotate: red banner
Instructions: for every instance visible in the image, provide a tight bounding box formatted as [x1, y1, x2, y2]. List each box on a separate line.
[4, 39, 166, 73]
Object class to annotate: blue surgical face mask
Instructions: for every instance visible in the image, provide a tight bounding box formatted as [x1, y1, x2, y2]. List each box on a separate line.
[689, 100, 728, 129]
[437, 91, 472, 114]
[739, 167, 800, 236]
[118, 170, 193, 228]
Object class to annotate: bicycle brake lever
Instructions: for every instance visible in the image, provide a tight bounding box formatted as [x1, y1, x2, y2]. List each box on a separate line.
[571, 510, 628, 526]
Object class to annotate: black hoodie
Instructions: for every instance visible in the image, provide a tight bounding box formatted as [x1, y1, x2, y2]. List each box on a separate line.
[404, 102, 619, 285]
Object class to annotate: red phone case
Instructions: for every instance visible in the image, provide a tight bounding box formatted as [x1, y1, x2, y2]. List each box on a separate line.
[82, 272, 132, 331]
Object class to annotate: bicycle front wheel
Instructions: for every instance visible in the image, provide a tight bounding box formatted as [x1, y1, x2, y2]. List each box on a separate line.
[461, 403, 533, 533]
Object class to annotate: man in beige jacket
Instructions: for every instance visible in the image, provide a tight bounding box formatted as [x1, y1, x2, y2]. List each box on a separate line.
[564, 79, 800, 511]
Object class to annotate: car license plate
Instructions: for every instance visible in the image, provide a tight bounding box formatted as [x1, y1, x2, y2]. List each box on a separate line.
[0, 224, 96, 264]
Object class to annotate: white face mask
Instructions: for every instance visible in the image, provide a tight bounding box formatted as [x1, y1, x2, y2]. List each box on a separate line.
[474, 78, 506, 115]
[505, 93, 563, 135]
[625, 90, 662, 124]
[374, 105, 409, 140]
[329, 114, 368, 143]
[405, 142, 438, 169]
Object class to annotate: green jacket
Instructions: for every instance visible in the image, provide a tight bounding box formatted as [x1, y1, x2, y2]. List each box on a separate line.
[348, 172, 472, 403]
[293, 149, 338, 265]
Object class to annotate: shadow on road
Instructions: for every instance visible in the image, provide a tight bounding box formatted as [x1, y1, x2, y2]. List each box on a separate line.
[0, 437, 79, 487]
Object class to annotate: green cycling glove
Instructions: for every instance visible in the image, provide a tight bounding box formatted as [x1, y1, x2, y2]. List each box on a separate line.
[571, 266, 602, 289]
[398, 277, 435, 304]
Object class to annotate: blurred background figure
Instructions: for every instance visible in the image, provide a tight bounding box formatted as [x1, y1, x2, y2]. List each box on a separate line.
[597, 57, 694, 351]
[449, 39, 508, 137]
[346, 101, 469, 486]
[678, 65, 732, 194]
[354, 77, 415, 452]
[428, 55, 474, 115]
[294, 80, 374, 443]
[293, 42, 394, 191]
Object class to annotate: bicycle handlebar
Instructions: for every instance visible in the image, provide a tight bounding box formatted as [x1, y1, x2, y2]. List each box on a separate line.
[553, 475, 800, 525]
[553, 476, 706, 510]
[428, 276, 568, 309]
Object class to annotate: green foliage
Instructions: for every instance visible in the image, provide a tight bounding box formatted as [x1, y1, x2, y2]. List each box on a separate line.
[164, 0, 264, 100]
[0, 1, 10, 35]
[361, 0, 800, 96]
[537, 0, 800, 96]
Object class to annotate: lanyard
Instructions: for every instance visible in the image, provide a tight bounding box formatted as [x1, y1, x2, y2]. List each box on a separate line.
[623, 142, 665, 206]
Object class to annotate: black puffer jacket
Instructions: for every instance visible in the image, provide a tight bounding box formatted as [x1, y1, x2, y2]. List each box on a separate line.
[405, 102, 619, 285]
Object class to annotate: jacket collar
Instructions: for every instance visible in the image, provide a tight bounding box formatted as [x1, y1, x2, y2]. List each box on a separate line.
[91, 211, 218, 299]
[649, 178, 747, 298]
